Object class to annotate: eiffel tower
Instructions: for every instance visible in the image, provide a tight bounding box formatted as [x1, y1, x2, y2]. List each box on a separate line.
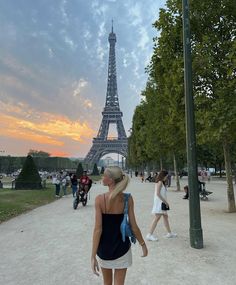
[84, 24, 128, 167]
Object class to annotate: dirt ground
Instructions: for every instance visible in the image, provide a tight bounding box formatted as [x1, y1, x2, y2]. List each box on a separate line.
[0, 176, 235, 285]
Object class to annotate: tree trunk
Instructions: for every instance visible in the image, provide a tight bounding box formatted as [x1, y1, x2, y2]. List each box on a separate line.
[173, 153, 181, 191]
[160, 158, 163, 170]
[233, 164, 236, 185]
[223, 141, 236, 213]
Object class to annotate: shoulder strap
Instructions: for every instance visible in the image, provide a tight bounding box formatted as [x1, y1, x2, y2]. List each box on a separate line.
[123, 193, 131, 215]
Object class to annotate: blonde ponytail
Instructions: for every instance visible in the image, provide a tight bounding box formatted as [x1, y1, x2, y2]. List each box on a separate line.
[105, 166, 130, 200]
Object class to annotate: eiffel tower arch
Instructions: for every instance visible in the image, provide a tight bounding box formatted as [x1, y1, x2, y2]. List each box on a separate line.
[84, 24, 128, 167]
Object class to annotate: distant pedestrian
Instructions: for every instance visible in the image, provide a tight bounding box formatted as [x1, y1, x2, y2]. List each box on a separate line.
[207, 169, 211, 182]
[200, 169, 207, 182]
[91, 166, 148, 285]
[146, 170, 177, 241]
[167, 172, 172, 187]
[71, 174, 78, 197]
[140, 172, 144, 183]
[61, 178, 66, 196]
[183, 185, 189, 199]
[54, 172, 62, 198]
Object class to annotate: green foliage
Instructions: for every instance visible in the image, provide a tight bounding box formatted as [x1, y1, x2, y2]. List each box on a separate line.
[128, 0, 236, 177]
[76, 162, 84, 178]
[0, 156, 78, 173]
[92, 163, 99, 176]
[15, 155, 42, 190]
[28, 149, 50, 157]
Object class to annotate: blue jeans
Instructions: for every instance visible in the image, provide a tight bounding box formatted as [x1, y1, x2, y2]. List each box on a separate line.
[72, 185, 77, 197]
[62, 185, 67, 195]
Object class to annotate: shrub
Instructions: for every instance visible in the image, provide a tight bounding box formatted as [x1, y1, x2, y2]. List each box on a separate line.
[15, 155, 42, 190]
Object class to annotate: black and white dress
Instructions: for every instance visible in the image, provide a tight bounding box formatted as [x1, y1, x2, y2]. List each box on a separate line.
[97, 196, 132, 269]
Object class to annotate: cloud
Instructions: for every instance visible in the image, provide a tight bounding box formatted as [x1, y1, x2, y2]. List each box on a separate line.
[72, 78, 89, 97]
[0, 101, 96, 147]
[127, 3, 142, 27]
[137, 26, 150, 50]
[91, 2, 109, 17]
[83, 99, 93, 108]
[60, 0, 69, 25]
[0, 55, 39, 81]
[64, 35, 77, 51]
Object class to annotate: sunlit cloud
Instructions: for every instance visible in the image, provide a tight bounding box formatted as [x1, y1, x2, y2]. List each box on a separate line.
[83, 99, 93, 108]
[0, 102, 96, 149]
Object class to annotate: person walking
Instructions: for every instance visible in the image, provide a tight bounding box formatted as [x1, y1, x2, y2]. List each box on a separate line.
[54, 171, 62, 198]
[91, 166, 148, 285]
[71, 174, 78, 197]
[146, 170, 177, 241]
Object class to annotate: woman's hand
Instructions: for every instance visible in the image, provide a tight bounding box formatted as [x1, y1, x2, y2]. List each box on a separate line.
[141, 243, 148, 257]
[165, 202, 170, 208]
[91, 256, 100, 276]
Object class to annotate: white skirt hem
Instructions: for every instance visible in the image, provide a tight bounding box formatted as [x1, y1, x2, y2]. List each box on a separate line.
[97, 247, 132, 269]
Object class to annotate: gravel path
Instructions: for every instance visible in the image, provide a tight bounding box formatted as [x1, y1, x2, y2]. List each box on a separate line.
[0, 177, 235, 285]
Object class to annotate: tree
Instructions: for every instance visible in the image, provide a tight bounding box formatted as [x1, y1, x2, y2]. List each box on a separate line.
[76, 162, 84, 178]
[28, 150, 50, 157]
[15, 155, 42, 189]
[92, 163, 99, 176]
[190, 0, 236, 212]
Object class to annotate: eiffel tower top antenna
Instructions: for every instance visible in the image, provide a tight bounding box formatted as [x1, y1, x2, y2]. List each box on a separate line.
[111, 19, 113, 33]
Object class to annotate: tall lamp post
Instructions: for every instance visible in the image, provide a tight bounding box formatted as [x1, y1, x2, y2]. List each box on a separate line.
[182, 0, 203, 249]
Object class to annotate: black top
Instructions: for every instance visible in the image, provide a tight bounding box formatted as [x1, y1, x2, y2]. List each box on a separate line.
[97, 213, 131, 260]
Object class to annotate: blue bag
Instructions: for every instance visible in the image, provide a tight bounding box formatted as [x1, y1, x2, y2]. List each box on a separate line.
[120, 193, 136, 244]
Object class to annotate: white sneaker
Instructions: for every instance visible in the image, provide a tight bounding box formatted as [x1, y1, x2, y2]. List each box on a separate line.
[146, 233, 158, 241]
[165, 232, 177, 238]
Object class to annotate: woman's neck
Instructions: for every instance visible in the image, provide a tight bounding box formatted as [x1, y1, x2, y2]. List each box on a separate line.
[108, 185, 115, 192]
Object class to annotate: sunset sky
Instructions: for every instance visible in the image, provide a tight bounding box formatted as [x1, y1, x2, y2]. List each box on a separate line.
[0, 0, 166, 158]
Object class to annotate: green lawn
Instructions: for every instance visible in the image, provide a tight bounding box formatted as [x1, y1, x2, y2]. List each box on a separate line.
[0, 175, 101, 224]
[0, 184, 71, 223]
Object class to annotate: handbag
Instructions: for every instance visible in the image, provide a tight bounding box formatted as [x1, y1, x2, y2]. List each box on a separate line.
[161, 202, 170, 211]
[120, 193, 136, 244]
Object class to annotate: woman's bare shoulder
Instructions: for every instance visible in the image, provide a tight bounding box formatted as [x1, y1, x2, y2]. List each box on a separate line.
[95, 193, 105, 204]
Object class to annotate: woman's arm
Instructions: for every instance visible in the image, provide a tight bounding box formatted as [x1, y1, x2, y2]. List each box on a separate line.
[128, 196, 148, 257]
[91, 195, 103, 276]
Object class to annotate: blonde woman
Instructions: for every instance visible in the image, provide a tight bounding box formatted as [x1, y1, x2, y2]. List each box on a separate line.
[91, 166, 148, 285]
[146, 170, 177, 241]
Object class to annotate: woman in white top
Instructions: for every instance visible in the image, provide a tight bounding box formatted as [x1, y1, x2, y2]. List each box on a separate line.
[146, 170, 177, 241]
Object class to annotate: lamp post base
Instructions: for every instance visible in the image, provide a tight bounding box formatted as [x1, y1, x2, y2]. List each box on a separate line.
[190, 228, 203, 249]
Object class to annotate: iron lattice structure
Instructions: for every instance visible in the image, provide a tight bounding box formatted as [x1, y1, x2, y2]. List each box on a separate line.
[84, 26, 128, 166]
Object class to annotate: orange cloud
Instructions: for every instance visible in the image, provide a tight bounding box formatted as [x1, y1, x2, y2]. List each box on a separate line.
[0, 102, 96, 153]
[50, 150, 70, 157]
